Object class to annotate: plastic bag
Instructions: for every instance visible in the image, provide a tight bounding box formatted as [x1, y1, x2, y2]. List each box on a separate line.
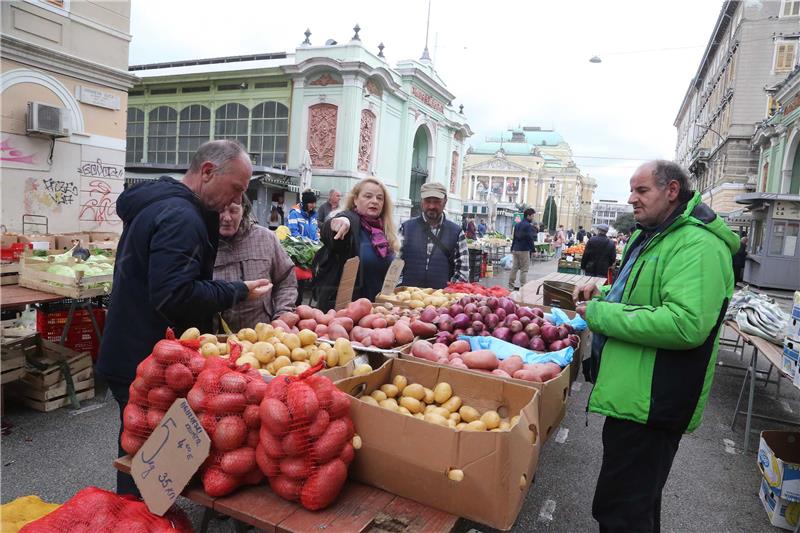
[190, 343, 267, 497]
[1, 495, 60, 533]
[544, 308, 588, 331]
[122, 329, 203, 456]
[500, 254, 513, 270]
[18, 487, 192, 533]
[458, 335, 574, 367]
[256, 364, 353, 510]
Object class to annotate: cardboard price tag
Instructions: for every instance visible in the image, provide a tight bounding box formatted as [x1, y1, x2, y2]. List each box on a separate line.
[131, 399, 210, 515]
[335, 256, 360, 310]
[380, 259, 405, 295]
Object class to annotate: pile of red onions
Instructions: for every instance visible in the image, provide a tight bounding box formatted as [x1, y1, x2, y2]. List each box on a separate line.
[420, 296, 578, 353]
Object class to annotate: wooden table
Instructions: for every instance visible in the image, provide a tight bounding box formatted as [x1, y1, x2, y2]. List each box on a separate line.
[0, 284, 63, 309]
[517, 271, 606, 306]
[114, 456, 458, 533]
[727, 321, 800, 452]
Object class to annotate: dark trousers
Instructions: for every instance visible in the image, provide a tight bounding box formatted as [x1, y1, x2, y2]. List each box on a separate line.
[107, 379, 141, 497]
[592, 417, 682, 533]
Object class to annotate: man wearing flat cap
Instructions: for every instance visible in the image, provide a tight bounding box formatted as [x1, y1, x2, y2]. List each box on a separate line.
[399, 182, 469, 289]
[580, 223, 617, 277]
[287, 190, 319, 242]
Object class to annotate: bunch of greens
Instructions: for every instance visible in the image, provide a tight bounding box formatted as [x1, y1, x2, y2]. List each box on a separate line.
[280, 236, 322, 270]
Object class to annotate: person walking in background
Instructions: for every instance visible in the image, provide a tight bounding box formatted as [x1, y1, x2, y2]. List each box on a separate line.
[287, 190, 319, 241]
[477, 219, 487, 237]
[580, 223, 617, 277]
[465, 216, 477, 239]
[553, 225, 566, 260]
[509, 208, 536, 291]
[313, 177, 399, 311]
[576, 225, 587, 244]
[316, 188, 341, 224]
[732, 235, 748, 284]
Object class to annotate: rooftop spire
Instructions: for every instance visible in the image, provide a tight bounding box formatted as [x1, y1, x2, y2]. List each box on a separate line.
[420, 0, 432, 62]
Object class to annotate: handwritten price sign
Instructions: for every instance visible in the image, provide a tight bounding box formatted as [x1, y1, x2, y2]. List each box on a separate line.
[131, 399, 210, 515]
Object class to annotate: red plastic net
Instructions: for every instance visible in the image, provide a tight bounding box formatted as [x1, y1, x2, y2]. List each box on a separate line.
[122, 329, 202, 456]
[190, 343, 267, 497]
[18, 486, 193, 533]
[256, 364, 354, 510]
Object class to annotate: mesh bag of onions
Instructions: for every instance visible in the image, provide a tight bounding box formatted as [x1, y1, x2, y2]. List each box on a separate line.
[189, 343, 268, 497]
[256, 364, 355, 510]
[122, 329, 204, 456]
[18, 487, 193, 533]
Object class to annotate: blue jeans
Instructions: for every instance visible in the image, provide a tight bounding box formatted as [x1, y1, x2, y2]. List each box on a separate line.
[554, 246, 563, 261]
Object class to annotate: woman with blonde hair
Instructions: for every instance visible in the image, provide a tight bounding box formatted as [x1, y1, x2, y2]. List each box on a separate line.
[312, 177, 399, 311]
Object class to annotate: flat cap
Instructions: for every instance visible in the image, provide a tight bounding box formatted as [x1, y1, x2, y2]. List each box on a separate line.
[420, 181, 447, 199]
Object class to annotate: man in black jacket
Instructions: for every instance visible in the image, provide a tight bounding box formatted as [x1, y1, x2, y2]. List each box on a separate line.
[509, 208, 536, 290]
[97, 140, 271, 495]
[580, 223, 617, 277]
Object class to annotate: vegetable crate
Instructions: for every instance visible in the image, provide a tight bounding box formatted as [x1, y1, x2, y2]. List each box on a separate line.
[19, 252, 113, 299]
[14, 337, 94, 412]
[1, 262, 20, 285]
[35, 308, 104, 360]
[0, 334, 36, 384]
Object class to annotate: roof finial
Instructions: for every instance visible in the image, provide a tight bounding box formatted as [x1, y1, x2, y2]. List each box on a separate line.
[378, 42, 385, 58]
[302, 28, 311, 45]
[459, 104, 464, 114]
[352, 24, 361, 41]
[420, 0, 432, 62]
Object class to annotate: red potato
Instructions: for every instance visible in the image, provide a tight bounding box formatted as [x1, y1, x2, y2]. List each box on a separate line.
[462, 350, 499, 370]
[491, 369, 512, 379]
[450, 360, 469, 370]
[207, 393, 247, 414]
[221, 447, 256, 476]
[200, 413, 217, 436]
[385, 315, 397, 326]
[139, 357, 164, 387]
[243, 404, 261, 429]
[499, 355, 524, 376]
[361, 336, 372, 347]
[306, 374, 334, 407]
[219, 373, 247, 394]
[448, 340, 471, 354]
[264, 375, 290, 402]
[121, 430, 147, 455]
[358, 313, 381, 328]
[269, 475, 301, 502]
[147, 386, 177, 410]
[312, 308, 327, 324]
[512, 369, 543, 381]
[213, 416, 247, 451]
[280, 456, 314, 480]
[410, 320, 437, 338]
[335, 309, 348, 318]
[411, 340, 437, 361]
[298, 319, 318, 331]
[123, 404, 148, 433]
[165, 363, 194, 393]
[245, 379, 267, 404]
[260, 398, 290, 437]
[255, 444, 280, 477]
[346, 298, 373, 323]
[203, 467, 240, 497]
[286, 382, 320, 422]
[349, 326, 370, 343]
[437, 357, 449, 364]
[339, 442, 355, 465]
[282, 430, 309, 456]
[271, 319, 291, 332]
[296, 305, 315, 320]
[372, 317, 388, 329]
[315, 324, 329, 337]
[308, 409, 331, 439]
[371, 328, 395, 349]
[328, 324, 349, 341]
[260, 427, 285, 459]
[327, 389, 351, 420]
[432, 343, 450, 359]
[300, 458, 348, 510]
[279, 312, 300, 328]
[392, 322, 414, 345]
[241, 468, 264, 486]
[330, 317, 354, 331]
[313, 419, 349, 463]
[246, 429, 260, 448]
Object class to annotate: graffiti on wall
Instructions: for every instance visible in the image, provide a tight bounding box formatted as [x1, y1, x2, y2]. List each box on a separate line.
[0, 135, 50, 171]
[23, 177, 78, 217]
[78, 158, 125, 179]
[79, 179, 120, 225]
[0, 138, 37, 165]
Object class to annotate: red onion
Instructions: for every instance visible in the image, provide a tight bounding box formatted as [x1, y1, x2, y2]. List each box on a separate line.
[464, 303, 478, 314]
[420, 307, 438, 323]
[449, 304, 464, 317]
[471, 312, 483, 323]
[439, 318, 454, 332]
[485, 313, 499, 329]
[509, 320, 523, 334]
[472, 321, 485, 333]
[499, 298, 517, 315]
[464, 327, 475, 336]
[532, 308, 545, 318]
[557, 325, 570, 340]
[541, 324, 559, 343]
[524, 323, 541, 337]
[549, 340, 565, 351]
[517, 307, 534, 320]
[533, 317, 545, 327]
[453, 328, 465, 337]
[453, 313, 471, 329]
[495, 308, 507, 321]
[528, 337, 546, 352]
[478, 305, 491, 317]
[492, 327, 512, 342]
[512, 331, 530, 347]
[568, 334, 580, 348]
[486, 297, 499, 310]
[519, 316, 531, 326]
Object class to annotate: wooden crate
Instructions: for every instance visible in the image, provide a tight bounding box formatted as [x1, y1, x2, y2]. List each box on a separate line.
[18, 252, 113, 299]
[1, 334, 38, 384]
[1, 262, 19, 285]
[13, 336, 95, 412]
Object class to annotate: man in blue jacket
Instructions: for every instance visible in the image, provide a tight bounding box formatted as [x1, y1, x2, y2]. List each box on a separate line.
[287, 190, 319, 241]
[509, 208, 536, 290]
[97, 140, 271, 495]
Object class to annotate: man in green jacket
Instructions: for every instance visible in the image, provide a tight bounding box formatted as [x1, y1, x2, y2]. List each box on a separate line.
[574, 160, 739, 532]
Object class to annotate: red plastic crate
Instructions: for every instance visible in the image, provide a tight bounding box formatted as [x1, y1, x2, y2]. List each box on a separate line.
[0, 242, 32, 261]
[36, 309, 104, 361]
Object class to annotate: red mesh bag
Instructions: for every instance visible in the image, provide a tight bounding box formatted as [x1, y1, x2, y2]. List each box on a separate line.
[257, 364, 354, 510]
[18, 486, 193, 533]
[190, 343, 268, 497]
[122, 329, 204, 456]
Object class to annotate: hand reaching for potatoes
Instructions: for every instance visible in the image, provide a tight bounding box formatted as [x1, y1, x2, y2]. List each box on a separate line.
[330, 217, 351, 240]
[245, 279, 273, 300]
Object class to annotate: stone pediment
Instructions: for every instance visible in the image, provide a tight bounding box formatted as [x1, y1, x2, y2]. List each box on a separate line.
[466, 157, 530, 173]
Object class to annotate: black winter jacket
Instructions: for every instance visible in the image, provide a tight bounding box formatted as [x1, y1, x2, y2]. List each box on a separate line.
[96, 177, 248, 384]
[312, 210, 364, 312]
[580, 234, 616, 277]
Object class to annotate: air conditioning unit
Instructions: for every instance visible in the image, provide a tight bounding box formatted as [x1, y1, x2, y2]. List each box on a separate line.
[26, 101, 69, 138]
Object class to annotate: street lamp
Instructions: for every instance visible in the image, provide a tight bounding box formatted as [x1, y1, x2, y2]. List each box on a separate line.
[694, 121, 724, 142]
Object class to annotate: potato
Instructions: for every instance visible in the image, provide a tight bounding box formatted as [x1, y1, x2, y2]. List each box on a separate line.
[199, 334, 218, 346]
[399, 396, 423, 414]
[511, 415, 520, 427]
[370, 390, 388, 402]
[298, 329, 317, 347]
[447, 418, 457, 428]
[352, 364, 373, 377]
[266, 363, 276, 375]
[255, 322, 274, 342]
[449, 412, 461, 424]
[423, 413, 449, 426]
[335, 338, 356, 367]
[392, 375, 408, 393]
[237, 353, 260, 369]
[448, 469, 464, 482]
[398, 406, 412, 416]
[379, 398, 399, 411]
[309, 350, 324, 367]
[423, 387, 435, 404]
[274, 343, 290, 358]
[480, 410, 501, 430]
[459, 405, 480, 423]
[441, 395, 462, 413]
[266, 336, 281, 345]
[273, 355, 291, 371]
[258, 368, 271, 379]
[464, 420, 487, 431]
[180, 327, 200, 341]
[290, 347, 308, 362]
[283, 334, 301, 351]
[402, 383, 425, 401]
[352, 434, 362, 450]
[293, 361, 310, 373]
[380, 384, 399, 398]
[276, 365, 295, 376]
[326, 350, 339, 367]
[200, 343, 220, 357]
[456, 422, 468, 430]
[433, 382, 453, 404]
[413, 413, 425, 420]
[361, 395, 379, 406]
[499, 420, 511, 431]
[425, 406, 450, 418]
[216, 342, 229, 355]
[239, 340, 253, 353]
[252, 342, 276, 364]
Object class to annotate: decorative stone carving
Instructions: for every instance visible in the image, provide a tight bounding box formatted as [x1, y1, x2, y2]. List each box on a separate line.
[307, 103, 337, 168]
[450, 151, 459, 193]
[454, 131, 464, 142]
[310, 73, 340, 86]
[358, 109, 376, 172]
[469, 158, 528, 172]
[411, 86, 444, 113]
[365, 80, 382, 97]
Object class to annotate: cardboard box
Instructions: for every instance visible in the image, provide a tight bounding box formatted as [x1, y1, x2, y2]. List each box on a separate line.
[784, 337, 799, 376]
[17, 235, 56, 248]
[54, 233, 91, 251]
[789, 305, 800, 338]
[758, 431, 800, 502]
[335, 358, 542, 531]
[759, 478, 800, 530]
[398, 351, 569, 441]
[1, 234, 19, 248]
[89, 232, 119, 242]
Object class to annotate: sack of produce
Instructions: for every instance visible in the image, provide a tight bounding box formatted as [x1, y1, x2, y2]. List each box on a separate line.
[122, 329, 204, 456]
[190, 343, 268, 497]
[18, 486, 192, 533]
[257, 364, 355, 510]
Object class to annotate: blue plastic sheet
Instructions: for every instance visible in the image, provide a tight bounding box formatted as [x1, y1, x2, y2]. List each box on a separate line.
[458, 335, 573, 367]
[544, 307, 588, 331]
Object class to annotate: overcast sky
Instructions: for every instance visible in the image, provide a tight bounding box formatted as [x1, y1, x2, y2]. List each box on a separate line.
[129, 0, 725, 202]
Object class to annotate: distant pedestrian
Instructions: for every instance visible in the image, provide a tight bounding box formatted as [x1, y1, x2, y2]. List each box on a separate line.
[509, 208, 536, 290]
[732, 235, 748, 284]
[465, 217, 477, 239]
[576, 225, 586, 244]
[580, 224, 617, 277]
[553, 225, 566, 260]
[477, 219, 487, 237]
[316, 189, 341, 224]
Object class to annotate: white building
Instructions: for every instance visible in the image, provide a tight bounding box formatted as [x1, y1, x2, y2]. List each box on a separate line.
[592, 199, 632, 228]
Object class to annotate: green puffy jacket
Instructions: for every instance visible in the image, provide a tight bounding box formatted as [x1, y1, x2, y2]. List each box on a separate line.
[586, 193, 739, 433]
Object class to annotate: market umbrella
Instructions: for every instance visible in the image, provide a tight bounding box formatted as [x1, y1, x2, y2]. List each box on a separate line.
[299, 149, 313, 192]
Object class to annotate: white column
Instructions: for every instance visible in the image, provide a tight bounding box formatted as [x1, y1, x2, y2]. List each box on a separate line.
[521, 177, 527, 204]
[502, 177, 508, 203]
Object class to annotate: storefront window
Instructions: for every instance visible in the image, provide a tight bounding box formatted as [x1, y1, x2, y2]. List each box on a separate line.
[215, 103, 249, 148]
[126, 108, 144, 164]
[177, 105, 210, 165]
[147, 106, 177, 164]
[769, 221, 799, 256]
[251, 101, 289, 168]
[750, 220, 765, 255]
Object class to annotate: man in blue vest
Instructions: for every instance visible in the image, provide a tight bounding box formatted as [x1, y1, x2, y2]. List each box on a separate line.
[399, 182, 470, 289]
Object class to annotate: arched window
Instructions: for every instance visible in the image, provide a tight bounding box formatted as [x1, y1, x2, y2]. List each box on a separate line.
[251, 101, 289, 167]
[147, 106, 177, 164]
[178, 105, 210, 165]
[126, 107, 144, 164]
[215, 103, 249, 148]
